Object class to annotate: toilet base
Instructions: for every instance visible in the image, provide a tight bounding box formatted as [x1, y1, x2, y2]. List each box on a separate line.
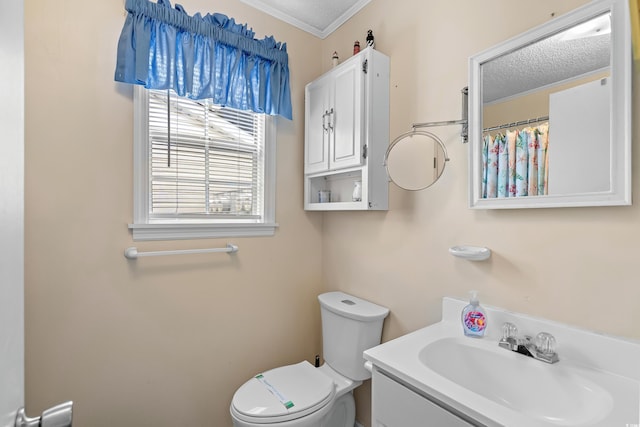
[322, 392, 355, 427]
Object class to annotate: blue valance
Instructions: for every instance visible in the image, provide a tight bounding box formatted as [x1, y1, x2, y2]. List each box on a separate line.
[114, 0, 292, 119]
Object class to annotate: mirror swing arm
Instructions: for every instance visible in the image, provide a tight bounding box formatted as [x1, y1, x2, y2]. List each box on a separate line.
[411, 86, 469, 143]
[384, 87, 468, 191]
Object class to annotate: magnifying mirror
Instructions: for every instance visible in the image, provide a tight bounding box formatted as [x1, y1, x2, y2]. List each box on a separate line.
[384, 130, 450, 191]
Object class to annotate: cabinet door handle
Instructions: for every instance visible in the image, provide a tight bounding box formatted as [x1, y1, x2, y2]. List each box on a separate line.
[327, 108, 334, 132]
[322, 110, 329, 133]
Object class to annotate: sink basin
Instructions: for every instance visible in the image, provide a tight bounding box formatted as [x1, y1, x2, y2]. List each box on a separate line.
[419, 337, 612, 426]
[364, 297, 640, 427]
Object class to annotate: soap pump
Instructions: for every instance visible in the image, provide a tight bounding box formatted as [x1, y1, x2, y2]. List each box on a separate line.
[461, 290, 487, 337]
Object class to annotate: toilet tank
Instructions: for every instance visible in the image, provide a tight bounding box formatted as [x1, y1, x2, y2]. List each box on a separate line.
[318, 292, 389, 381]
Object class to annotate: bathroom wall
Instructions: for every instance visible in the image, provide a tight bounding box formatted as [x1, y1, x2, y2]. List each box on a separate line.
[24, 1, 324, 426]
[321, 1, 640, 426]
[23, 1, 640, 426]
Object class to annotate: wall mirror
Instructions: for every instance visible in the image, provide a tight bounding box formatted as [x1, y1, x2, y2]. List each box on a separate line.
[468, 0, 632, 209]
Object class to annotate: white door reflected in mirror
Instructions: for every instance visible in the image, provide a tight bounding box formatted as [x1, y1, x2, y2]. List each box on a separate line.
[548, 78, 611, 195]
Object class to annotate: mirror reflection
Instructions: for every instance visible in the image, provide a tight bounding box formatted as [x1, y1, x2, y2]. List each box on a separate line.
[481, 13, 610, 199]
[385, 131, 449, 191]
[469, 0, 631, 209]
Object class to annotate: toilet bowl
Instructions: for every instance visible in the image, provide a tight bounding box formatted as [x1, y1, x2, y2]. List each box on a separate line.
[230, 292, 389, 427]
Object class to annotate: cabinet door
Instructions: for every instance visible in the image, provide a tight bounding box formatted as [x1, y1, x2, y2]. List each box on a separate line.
[304, 77, 331, 174]
[373, 370, 473, 427]
[330, 59, 364, 170]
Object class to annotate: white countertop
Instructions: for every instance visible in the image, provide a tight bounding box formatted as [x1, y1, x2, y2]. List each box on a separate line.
[364, 297, 640, 427]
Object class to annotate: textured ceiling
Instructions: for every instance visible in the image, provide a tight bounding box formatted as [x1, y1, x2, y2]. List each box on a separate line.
[239, 2, 610, 102]
[238, 0, 371, 39]
[483, 14, 611, 103]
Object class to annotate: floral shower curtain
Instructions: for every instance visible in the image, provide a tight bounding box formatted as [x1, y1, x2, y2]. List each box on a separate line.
[482, 123, 549, 198]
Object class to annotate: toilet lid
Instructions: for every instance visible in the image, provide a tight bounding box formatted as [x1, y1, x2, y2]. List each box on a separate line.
[232, 361, 335, 423]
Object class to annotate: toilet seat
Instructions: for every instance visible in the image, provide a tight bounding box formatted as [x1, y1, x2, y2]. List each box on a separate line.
[231, 361, 336, 424]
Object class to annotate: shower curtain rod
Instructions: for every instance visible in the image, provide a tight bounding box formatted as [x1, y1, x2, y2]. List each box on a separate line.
[483, 116, 549, 133]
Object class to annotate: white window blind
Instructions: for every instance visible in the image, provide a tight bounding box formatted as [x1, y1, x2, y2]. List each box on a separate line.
[130, 87, 277, 241]
[148, 89, 265, 220]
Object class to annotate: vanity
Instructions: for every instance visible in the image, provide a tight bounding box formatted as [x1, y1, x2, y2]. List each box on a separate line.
[364, 297, 640, 426]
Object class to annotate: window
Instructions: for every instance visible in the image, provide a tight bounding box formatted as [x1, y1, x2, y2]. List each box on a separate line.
[130, 87, 277, 241]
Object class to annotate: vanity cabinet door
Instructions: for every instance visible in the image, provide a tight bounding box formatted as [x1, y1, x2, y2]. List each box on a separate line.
[372, 370, 473, 427]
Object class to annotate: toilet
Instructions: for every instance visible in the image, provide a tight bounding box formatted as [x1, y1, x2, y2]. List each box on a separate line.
[230, 291, 389, 427]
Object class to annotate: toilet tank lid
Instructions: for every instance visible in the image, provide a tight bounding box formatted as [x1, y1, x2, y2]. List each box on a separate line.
[318, 292, 389, 322]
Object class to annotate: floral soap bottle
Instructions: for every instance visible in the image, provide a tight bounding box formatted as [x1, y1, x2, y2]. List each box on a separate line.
[462, 291, 487, 337]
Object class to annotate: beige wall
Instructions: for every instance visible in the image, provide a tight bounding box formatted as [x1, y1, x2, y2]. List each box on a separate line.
[24, 1, 323, 426]
[322, 1, 640, 426]
[24, 0, 640, 427]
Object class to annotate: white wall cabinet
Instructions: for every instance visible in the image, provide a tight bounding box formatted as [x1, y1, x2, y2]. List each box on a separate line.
[372, 369, 474, 427]
[304, 59, 363, 174]
[304, 47, 389, 211]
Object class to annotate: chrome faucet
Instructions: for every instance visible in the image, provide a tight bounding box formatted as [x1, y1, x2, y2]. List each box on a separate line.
[498, 322, 559, 364]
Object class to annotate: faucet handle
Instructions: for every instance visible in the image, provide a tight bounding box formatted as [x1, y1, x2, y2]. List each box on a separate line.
[499, 322, 519, 351]
[501, 322, 518, 340]
[535, 332, 557, 356]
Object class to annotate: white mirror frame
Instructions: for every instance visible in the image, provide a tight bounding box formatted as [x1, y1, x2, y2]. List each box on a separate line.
[468, 0, 632, 209]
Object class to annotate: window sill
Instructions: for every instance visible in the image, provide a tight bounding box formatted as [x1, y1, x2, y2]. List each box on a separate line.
[128, 222, 278, 241]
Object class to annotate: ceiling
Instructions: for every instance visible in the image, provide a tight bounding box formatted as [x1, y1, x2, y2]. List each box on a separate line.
[483, 32, 610, 103]
[238, 0, 371, 39]
[483, 13, 611, 103]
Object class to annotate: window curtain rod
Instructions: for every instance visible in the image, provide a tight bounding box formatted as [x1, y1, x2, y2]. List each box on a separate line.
[114, 0, 292, 119]
[483, 116, 549, 133]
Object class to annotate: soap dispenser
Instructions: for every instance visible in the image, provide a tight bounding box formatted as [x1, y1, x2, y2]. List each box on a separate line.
[461, 290, 487, 338]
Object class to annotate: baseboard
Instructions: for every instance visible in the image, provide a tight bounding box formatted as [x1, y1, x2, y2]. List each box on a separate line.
[355, 422, 364, 427]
